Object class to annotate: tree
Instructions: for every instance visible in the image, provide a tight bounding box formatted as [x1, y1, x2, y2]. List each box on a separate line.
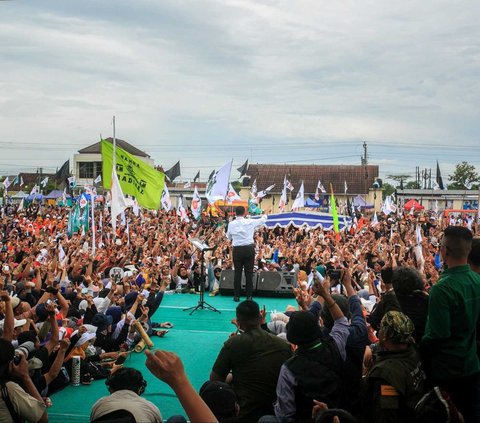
[382, 183, 396, 199]
[448, 161, 480, 190]
[387, 174, 411, 189]
[405, 181, 420, 189]
[231, 180, 242, 192]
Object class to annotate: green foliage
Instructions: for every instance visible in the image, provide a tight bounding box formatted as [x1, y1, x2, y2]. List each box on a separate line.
[387, 174, 411, 187]
[448, 161, 479, 190]
[382, 183, 396, 199]
[405, 181, 421, 189]
[231, 180, 242, 192]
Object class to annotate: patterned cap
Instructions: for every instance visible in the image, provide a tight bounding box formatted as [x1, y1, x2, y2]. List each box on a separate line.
[380, 311, 414, 344]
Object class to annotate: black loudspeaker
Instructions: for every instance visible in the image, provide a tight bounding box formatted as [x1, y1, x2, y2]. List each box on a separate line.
[219, 269, 247, 295]
[256, 271, 295, 297]
[281, 272, 298, 288]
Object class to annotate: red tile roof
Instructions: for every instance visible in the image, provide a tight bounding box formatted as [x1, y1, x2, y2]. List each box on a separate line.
[246, 164, 379, 195]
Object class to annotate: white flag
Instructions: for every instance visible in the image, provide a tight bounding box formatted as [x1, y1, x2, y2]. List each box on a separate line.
[177, 195, 189, 222]
[17, 198, 24, 212]
[59, 243, 66, 262]
[30, 185, 39, 195]
[94, 175, 102, 185]
[206, 160, 232, 204]
[120, 210, 126, 226]
[291, 181, 305, 210]
[40, 177, 49, 188]
[257, 184, 275, 200]
[110, 168, 127, 234]
[250, 179, 258, 199]
[2, 177, 11, 190]
[132, 199, 139, 217]
[226, 183, 241, 204]
[161, 185, 172, 212]
[315, 180, 326, 200]
[184, 181, 191, 189]
[382, 195, 396, 215]
[415, 224, 423, 245]
[79, 194, 88, 209]
[279, 186, 287, 212]
[344, 180, 348, 194]
[371, 212, 379, 227]
[20, 176, 24, 186]
[191, 186, 202, 220]
[284, 175, 294, 191]
[62, 188, 67, 205]
[67, 176, 76, 188]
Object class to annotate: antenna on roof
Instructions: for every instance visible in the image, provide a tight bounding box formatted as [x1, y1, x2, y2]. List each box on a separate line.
[361, 141, 368, 166]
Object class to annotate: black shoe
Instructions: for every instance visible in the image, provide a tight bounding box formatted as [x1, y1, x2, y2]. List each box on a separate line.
[233, 297, 240, 302]
[246, 296, 253, 301]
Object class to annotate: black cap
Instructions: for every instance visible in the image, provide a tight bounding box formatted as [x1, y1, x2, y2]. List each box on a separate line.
[286, 311, 322, 345]
[199, 381, 237, 419]
[92, 313, 114, 330]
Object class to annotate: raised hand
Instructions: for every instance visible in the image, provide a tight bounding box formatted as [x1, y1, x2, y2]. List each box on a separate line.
[144, 349, 187, 388]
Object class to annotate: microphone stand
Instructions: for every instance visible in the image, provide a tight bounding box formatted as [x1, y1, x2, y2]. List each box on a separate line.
[183, 239, 221, 315]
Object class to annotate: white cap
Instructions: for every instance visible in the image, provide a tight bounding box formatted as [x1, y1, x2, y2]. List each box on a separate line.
[0, 318, 27, 329]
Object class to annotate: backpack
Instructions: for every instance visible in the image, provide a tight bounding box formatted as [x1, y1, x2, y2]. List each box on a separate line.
[415, 386, 462, 423]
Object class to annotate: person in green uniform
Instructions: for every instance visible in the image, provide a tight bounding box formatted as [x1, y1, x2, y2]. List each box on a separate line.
[210, 300, 292, 423]
[364, 311, 426, 423]
[421, 226, 480, 422]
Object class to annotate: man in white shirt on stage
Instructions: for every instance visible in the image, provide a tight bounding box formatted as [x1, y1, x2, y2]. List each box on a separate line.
[226, 206, 267, 302]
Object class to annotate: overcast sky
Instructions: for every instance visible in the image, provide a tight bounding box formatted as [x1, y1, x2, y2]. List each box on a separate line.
[1, 0, 479, 185]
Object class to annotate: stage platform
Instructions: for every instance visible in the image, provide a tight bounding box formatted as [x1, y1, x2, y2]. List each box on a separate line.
[48, 293, 294, 422]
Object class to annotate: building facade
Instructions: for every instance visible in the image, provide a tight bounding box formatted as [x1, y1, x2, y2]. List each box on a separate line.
[72, 137, 154, 189]
[396, 189, 480, 211]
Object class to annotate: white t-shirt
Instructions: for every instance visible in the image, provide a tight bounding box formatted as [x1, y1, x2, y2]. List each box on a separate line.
[90, 390, 162, 423]
[0, 381, 46, 423]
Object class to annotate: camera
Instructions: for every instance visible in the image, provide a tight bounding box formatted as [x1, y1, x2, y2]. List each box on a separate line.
[13, 341, 35, 365]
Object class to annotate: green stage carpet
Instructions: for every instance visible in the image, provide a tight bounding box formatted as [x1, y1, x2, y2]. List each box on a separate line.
[48, 294, 294, 422]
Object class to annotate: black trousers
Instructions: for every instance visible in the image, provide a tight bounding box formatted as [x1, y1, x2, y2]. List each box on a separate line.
[232, 244, 255, 298]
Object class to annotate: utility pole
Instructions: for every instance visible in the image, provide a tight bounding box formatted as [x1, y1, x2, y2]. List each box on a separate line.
[361, 141, 368, 203]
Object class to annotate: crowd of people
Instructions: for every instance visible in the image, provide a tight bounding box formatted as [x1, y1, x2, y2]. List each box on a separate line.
[1, 200, 480, 422]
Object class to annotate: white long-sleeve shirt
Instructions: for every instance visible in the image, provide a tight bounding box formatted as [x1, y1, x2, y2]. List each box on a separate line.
[226, 215, 267, 247]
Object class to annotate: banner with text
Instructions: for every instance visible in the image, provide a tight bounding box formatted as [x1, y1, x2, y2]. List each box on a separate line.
[101, 140, 165, 209]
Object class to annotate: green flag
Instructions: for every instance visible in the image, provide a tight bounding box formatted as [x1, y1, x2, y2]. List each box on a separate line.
[101, 140, 165, 209]
[68, 202, 81, 236]
[329, 184, 339, 240]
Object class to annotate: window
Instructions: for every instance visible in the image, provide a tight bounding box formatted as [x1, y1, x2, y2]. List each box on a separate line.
[78, 162, 102, 179]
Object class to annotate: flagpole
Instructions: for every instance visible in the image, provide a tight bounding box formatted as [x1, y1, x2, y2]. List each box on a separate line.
[112, 116, 116, 237]
[91, 190, 96, 256]
[112, 116, 116, 168]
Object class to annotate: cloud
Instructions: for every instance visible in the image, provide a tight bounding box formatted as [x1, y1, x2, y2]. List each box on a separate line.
[0, 0, 479, 178]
